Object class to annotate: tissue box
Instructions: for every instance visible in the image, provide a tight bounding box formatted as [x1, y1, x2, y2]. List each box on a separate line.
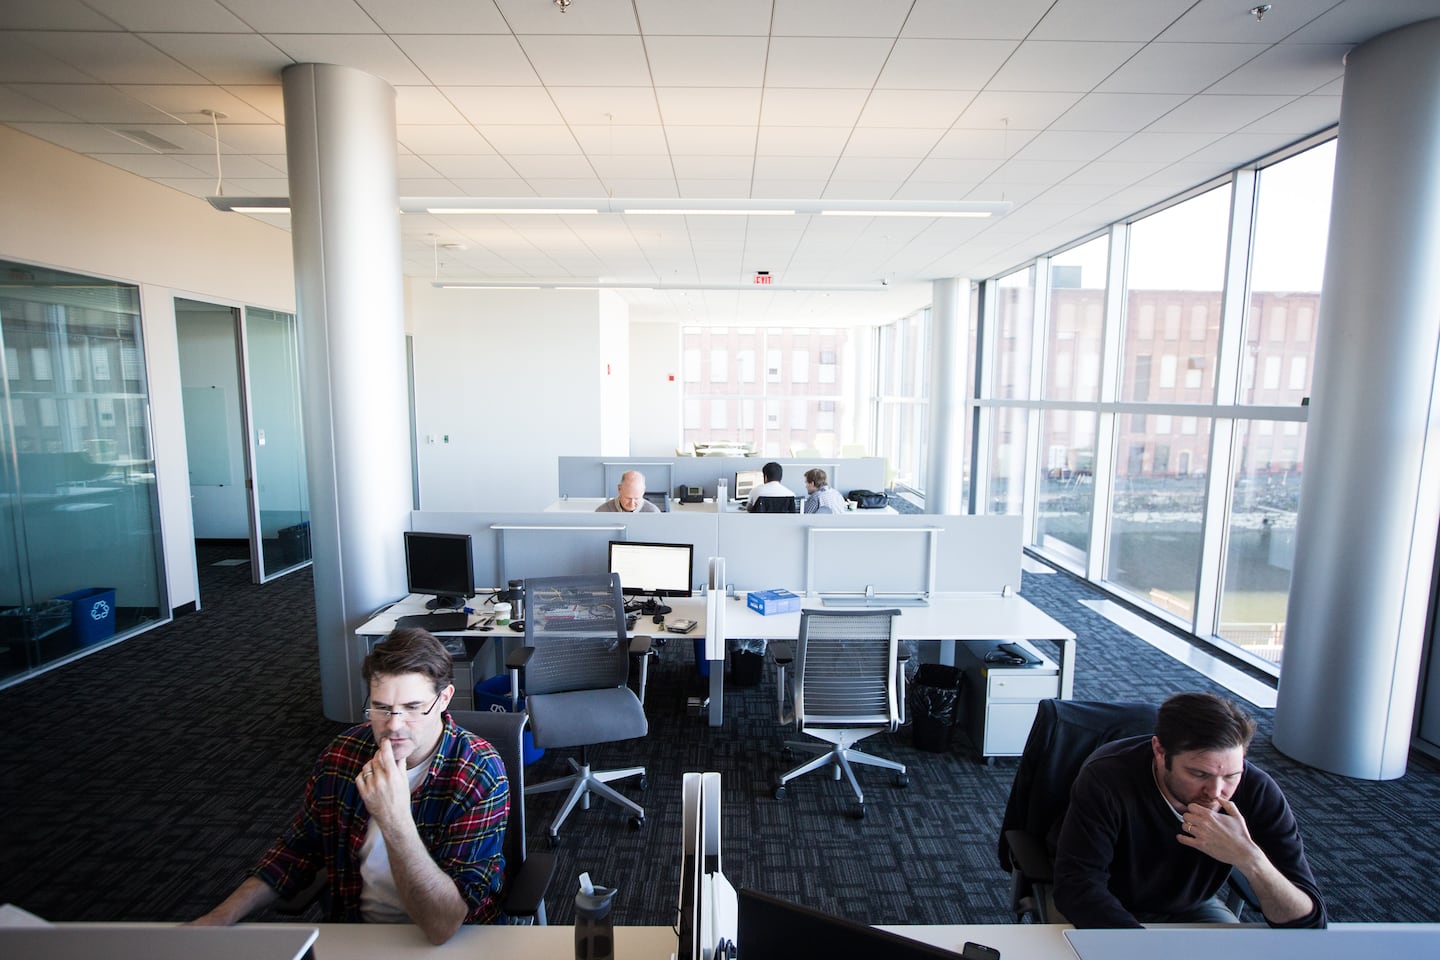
[747, 589, 801, 616]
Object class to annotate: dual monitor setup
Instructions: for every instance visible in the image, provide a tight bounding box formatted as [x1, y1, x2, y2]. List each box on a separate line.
[402, 530, 694, 629]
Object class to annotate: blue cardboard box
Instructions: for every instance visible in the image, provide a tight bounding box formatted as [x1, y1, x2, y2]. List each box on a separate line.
[747, 588, 801, 616]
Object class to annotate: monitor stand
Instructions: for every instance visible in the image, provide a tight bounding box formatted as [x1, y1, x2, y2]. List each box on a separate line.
[426, 595, 465, 610]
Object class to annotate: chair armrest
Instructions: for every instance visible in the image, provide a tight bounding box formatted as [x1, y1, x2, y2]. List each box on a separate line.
[628, 635, 653, 656]
[770, 640, 794, 666]
[502, 850, 558, 922]
[1002, 829, 1054, 884]
[505, 646, 534, 671]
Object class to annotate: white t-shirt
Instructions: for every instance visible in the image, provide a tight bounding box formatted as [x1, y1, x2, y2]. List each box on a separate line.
[358, 759, 431, 923]
[746, 479, 796, 507]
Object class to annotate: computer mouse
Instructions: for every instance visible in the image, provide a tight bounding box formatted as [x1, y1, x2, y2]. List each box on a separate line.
[509, 619, 525, 632]
[652, 613, 665, 624]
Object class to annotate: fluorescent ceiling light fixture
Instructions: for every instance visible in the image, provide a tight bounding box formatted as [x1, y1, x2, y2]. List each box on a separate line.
[622, 208, 795, 216]
[821, 209, 992, 218]
[207, 196, 290, 214]
[426, 207, 599, 215]
[440, 284, 542, 290]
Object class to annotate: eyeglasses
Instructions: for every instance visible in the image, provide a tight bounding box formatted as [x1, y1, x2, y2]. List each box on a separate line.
[364, 691, 443, 722]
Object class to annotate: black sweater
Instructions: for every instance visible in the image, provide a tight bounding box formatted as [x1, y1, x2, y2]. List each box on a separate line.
[1052, 737, 1326, 928]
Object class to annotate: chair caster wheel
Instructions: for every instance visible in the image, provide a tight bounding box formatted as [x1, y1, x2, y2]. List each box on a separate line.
[774, 783, 788, 800]
[547, 833, 561, 849]
[629, 816, 645, 830]
[893, 773, 909, 788]
[638, 774, 648, 790]
[851, 802, 865, 820]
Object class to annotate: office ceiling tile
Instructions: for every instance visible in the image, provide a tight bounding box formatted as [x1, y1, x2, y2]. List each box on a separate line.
[396, 124, 497, 154]
[495, 0, 637, 33]
[1031, 0, 1198, 42]
[843, 127, 945, 158]
[1284, 0, 1440, 43]
[759, 89, 869, 128]
[665, 125, 758, 156]
[139, 33, 293, 85]
[473, 124, 582, 155]
[88, 152, 210, 178]
[765, 37, 894, 89]
[356, 0, 509, 33]
[633, 0, 772, 36]
[589, 155, 675, 180]
[122, 84, 275, 124]
[1095, 42, 1266, 94]
[267, 35, 428, 86]
[394, 86, 470, 124]
[225, 85, 285, 120]
[1240, 95, 1343, 135]
[675, 179, 753, 198]
[1158, 0, 1334, 43]
[392, 35, 538, 86]
[397, 177, 456, 195]
[548, 86, 662, 126]
[643, 36, 770, 88]
[655, 88, 762, 126]
[1184, 133, 1296, 167]
[520, 36, 653, 87]
[0, 84, 76, 121]
[901, 0, 1052, 40]
[988, 40, 1144, 92]
[954, 90, 1083, 130]
[821, 180, 908, 200]
[855, 89, 977, 129]
[395, 154, 440, 177]
[426, 155, 517, 179]
[1101, 130, 1221, 162]
[930, 128, 1038, 160]
[876, 39, 1018, 90]
[670, 155, 753, 180]
[1051, 92, 1189, 132]
[515, 177, 607, 195]
[830, 156, 918, 180]
[771, 0, 912, 38]
[1014, 130, 1130, 163]
[209, 122, 287, 153]
[1146, 94, 1297, 134]
[755, 125, 852, 157]
[1204, 43, 1350, 96]
[15, 83, 175, 123]
[910, 156, 1004, 181]
[1, 0, 124, 30]
[443, 86, 562, 125]
[448, 178, 533, 196]
[21, 31, 204, 84]
[571, 123, 670, 155]
[1061, 160, 1168, 186]
[752, 156, 835, 179]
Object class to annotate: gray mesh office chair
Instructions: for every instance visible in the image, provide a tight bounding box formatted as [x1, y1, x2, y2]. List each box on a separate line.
[508, 573, 651, 845]
[771, 608, 908, 818]
[750, 495, 799, 513]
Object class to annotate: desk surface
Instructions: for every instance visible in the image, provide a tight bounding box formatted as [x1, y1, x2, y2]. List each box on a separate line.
[356, 593, 708, 640]
[16, 922, 1435, 960]
[724, 592, 1075, 643]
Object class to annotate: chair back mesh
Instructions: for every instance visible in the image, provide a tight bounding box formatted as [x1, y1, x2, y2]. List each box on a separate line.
[794, 609, 899, 729]
[522, 574, 631, 696]
[450, 710, 529, 872]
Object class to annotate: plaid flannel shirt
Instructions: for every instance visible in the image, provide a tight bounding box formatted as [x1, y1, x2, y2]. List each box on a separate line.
[254, 713, 509, 924]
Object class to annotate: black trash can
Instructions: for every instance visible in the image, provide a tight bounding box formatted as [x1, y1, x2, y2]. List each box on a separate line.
[911, 663, 962, 752]
[729, 637, 766, 686]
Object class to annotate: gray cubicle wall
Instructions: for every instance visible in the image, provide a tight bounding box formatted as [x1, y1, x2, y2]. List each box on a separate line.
[411, 510, 719, 592]
[558, 456, 885, 501]
[715, 513, 1022, 594]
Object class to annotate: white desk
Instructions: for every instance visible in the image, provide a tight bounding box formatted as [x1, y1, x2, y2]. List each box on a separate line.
[543, 496, 897, 515]
[707, 592, 1076, 739]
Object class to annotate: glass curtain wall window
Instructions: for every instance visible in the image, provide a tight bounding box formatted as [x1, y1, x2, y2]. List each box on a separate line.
[874, 308, 929, 493]
[988, 266, 1037, 514]
[680, 326, 858, 458]
[0, 260, 166, 686]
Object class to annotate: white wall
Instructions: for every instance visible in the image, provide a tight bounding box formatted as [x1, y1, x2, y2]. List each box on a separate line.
[405, 281, 607, 511]
[176, 303, 249, 538]
[629, 321, 682, 455]
[0, 127, 296, 612]
[598, 291, 630, 456]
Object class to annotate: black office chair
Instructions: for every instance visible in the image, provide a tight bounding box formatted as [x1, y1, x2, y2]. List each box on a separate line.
[998, 698, 1157, 923]
[750, 495, 799, 513]
[510, 573, 651, 845]
[275, 709, 555, 923]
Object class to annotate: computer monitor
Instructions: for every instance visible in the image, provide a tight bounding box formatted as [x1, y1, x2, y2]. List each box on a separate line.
[608, 540, 694, 598]
[735, 888, 959, 960]
[734, 469, 764, 501]
[404, 531, 475, 610]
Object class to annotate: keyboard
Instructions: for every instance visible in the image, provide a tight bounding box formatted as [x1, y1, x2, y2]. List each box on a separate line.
[395, 611, 470, 632]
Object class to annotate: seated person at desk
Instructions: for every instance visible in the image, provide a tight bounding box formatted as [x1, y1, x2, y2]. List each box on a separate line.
[195, 629, 509, 944]
[746, 461, 796, 511]
[1053, 692, 1325, 929]
[595, 469, 660, 513]
[802, 468, 847, 514]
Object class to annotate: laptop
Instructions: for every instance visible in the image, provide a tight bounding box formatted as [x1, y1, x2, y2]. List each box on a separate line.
[736, 888, 959, 959]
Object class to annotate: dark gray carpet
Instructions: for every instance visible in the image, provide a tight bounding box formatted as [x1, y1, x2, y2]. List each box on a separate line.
[1, 542, 1437, 928]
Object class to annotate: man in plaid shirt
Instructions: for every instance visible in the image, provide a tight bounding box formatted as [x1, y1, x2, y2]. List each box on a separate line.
[196, 628, 509, 944]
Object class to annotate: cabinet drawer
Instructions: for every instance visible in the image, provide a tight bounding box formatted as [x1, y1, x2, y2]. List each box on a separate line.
[986, 702, 1043, 755]
[987, 671, 1060, 700]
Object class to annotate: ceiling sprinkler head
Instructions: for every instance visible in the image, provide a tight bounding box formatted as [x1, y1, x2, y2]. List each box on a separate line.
[554, 0, 572, 11]
[1250, 4, 1272, 22]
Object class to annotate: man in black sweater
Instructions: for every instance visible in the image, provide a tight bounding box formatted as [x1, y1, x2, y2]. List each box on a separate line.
[1053, 692, 1326, 928]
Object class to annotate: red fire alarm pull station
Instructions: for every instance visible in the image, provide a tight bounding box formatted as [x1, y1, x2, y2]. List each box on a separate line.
[753, 270, 772, 285]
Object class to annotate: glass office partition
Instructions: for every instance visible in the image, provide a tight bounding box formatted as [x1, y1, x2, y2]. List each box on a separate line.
[1045, 238, 1107, 404]
[0, 260, 165, 685]
[243, 307, 310, 579]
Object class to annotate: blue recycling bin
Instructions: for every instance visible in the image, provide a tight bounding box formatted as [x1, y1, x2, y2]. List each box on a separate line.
[473, 675, 544, 765]
[57, 587, 116, 647]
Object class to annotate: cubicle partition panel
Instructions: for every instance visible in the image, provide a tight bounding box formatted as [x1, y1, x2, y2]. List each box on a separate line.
[559, 456, 886, 502]
[410, 510, 719, 593]
[714, 513, 1022, 595]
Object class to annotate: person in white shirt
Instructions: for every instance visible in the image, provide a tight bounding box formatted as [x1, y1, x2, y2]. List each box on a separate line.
[746, 461, 797, 511]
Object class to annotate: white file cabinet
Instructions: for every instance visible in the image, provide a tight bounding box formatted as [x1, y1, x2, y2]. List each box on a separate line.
[956, 640, 1061, 760]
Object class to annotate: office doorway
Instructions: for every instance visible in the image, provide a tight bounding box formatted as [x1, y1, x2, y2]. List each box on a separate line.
[176, 298, 310, 585]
